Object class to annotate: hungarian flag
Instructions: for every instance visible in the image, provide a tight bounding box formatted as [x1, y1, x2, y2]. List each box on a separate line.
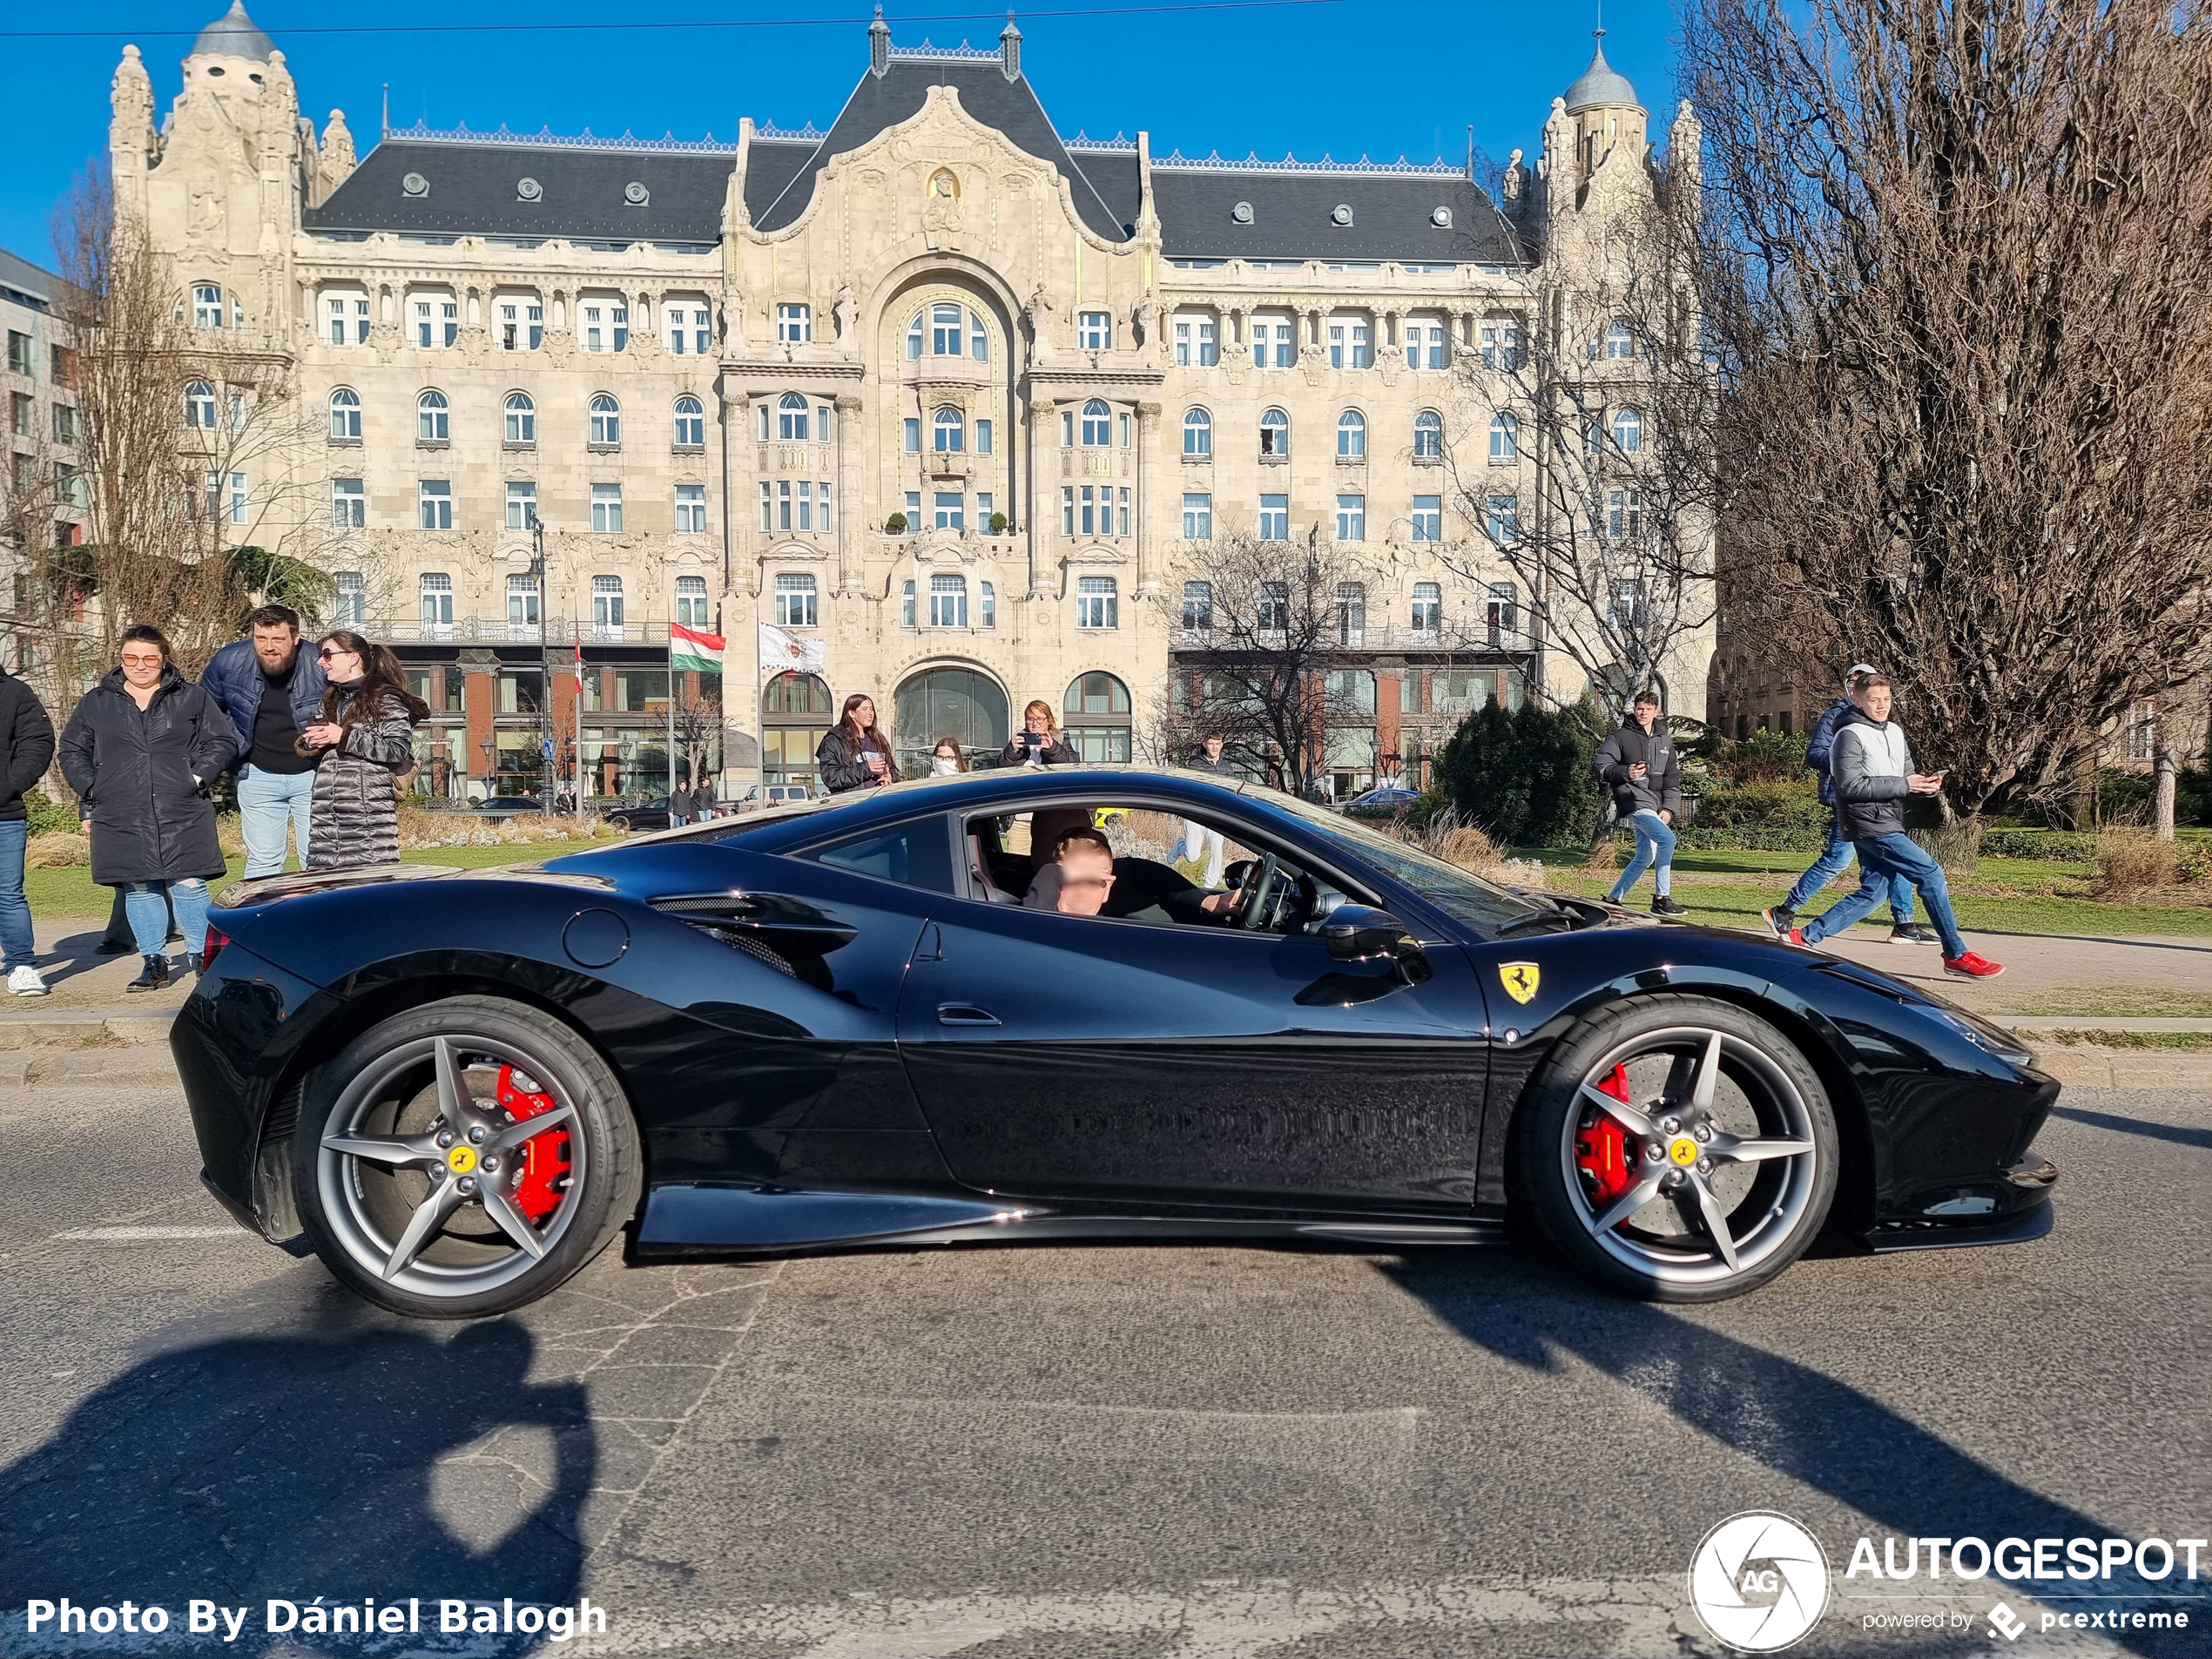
[669, 621, 724, 673]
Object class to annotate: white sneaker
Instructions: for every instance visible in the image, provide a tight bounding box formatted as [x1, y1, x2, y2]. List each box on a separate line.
[8, 965, 49, 996]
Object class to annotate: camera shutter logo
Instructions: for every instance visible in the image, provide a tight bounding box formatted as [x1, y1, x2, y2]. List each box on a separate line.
[1688, 1512, 1831, 1652]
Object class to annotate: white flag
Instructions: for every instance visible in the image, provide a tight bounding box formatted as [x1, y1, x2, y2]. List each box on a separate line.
[758, 620, 826, 676]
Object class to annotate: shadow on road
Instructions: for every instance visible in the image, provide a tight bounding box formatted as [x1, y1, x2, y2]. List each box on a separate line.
[0, 1318, 590, 1656]
[2050, 1103, 2212, 1150]
[1383, 1250, 2204, 1659]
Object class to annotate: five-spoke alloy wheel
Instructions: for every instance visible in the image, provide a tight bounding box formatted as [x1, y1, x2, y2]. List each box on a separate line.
[1510, 994, 1838, 1302]
[293, 996, 642, 1318]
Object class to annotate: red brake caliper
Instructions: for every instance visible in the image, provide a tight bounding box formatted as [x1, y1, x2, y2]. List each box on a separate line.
[496, 1063, 572, 1224]
[1575, 1063, 1635, 1208]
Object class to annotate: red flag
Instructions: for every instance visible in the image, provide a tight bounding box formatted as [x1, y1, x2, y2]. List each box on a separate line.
[572, 627, 583, 694]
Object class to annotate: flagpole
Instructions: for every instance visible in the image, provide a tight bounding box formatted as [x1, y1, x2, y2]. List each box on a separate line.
[666, 624, 678, 805]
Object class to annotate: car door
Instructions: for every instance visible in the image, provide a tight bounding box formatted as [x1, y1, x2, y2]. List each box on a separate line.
[896, 826, 1491, 1213]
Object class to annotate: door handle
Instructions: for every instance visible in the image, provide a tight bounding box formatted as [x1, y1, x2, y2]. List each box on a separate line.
[937, 1003, 1001, 1027]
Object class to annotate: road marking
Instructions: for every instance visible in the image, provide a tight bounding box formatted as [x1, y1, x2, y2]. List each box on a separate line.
[52, 1224, 247, 1241]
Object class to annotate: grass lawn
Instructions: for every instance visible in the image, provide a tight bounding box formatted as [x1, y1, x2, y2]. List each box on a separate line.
[30, 844, 548, 920]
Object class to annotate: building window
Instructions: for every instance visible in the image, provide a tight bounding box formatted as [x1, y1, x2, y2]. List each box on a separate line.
[766, 392, 805, 442]
[334, 571, 365, 624]
[503, 392, 535, 444]
[1612, 407, 1642, 453]
[975, 418, 994, 455]
[676, 575, 709, 626]
[1061, 486, 1074, 536]
[1252, 315, 1295, 368]
[818, 481, 833, 533]
[1076, 576, 1117, 630]
[1608, 487, 1643, 541]
[901, 580, 916, 628]
[906, 312, 926, 361]
[1487, 582, 1520, 646]
[1175, 315, 1217, 366]
[9, 393, 28, 435]
[1486, 493, 1517, 544]
[591, 482, 623, 532]
[414, 294, 457, 347]
[2125, 702, 2159, 763]
[1480, 320, 1524, 370]
[331, 476, 364, 529]
[1333, 582, 1366, 644]
[53, 401, 78, 444]
[418, 480, 452, 529]
[592, 575, 624, 628]
[581, 300, 629, 354]
[496, 295, 543, 351]
[222, 472, 246, 523]
[1259, 408, 1289, 458]
[1337, 409, 1366, 458]
[1117, 486, 1131, 536]
[327, 293, 370, 345]
[928, 302, 964, 357]
[1181, 581, 1213, 630]
[1078, 311, 1111, 351]
[1411, 581, 1441, 631]
[421, 573, 454, 627]
[775, 571, 817, 626]
[508, 573, 541, 627]
[1061, 408, 1075, 447]
[185, 380, 216, 428]
[417, 390, 449, 442]
[1258, 494, 1289, 542]
[933, 407, 964, 452]
[1183, 407, 1212, 456]
[328, 388, 361, 440]
[1336, 494, 1366, 542]
[1608, 577, 1648, 631]
[1413, 409, 1443, 459]
[661, 394, 701, 449]
[1328, 317, 1371, 369]
[929, 573, 968, 627]
[4, 333, 30, 375]
[981, 580, 996, 626]
[1406, 318, 1448, 370]
[506, 481, 536, 530]
[664, 301, 711, 354]
[903, 417, 921, 453]
[193, 284, 224, 328]
[1489, 412, 1519, 463]
[1258, 581, 1289, 634]
[1604, 320, 1635, 359]
[775, 302, 811, 345]
[1063, 671, 1133, 763]
[1118, 412, 1133, 448]
[970, 312, 990, 361]
[1182, 492, 1212, 540]
[1411, 495, 1442, 542]
[676, 483, 706, 533]
[934, 491, 964, 530]
[589, 394, 621, 446]
[1081, 399, 1111, 446]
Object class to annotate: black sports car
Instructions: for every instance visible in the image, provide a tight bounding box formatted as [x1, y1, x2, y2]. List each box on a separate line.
[174, 767, 2060, 1318]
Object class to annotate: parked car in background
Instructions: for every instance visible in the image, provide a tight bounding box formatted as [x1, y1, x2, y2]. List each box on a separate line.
[472, 797, 547, 821]
[1344, 787, 1421, 813]
[603, 797, 671, 832]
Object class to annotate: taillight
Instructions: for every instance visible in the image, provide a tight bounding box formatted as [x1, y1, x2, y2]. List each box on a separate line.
[201, 925, 230, 970]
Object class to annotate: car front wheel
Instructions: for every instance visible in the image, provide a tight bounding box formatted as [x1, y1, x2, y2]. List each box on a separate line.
[292, 995, 642, 1318]
[1509, 994, 1837, 1302]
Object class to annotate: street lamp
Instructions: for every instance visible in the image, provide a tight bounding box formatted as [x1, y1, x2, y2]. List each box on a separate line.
[529, 513, 552, 816]
[478, 732, 497, 800]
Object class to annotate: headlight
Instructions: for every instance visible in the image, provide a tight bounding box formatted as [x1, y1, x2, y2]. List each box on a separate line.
[1926, 1008, 2035, 1066]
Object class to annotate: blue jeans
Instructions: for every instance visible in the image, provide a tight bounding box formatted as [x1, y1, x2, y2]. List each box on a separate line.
[0, 819, 32, 971]
[1608, 809, 1675, 901]
[1802, 834, 1966, 958]
[124, 880, 211, 956]
[1784, 815, 1915, 923]
[236, 765, 315, 879]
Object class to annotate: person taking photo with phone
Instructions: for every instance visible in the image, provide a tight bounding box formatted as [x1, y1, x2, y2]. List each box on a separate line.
[995, 699, 1078, 769]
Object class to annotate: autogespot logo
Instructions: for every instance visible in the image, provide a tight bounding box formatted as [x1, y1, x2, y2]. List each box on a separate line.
[1689, 1512, 1833, 1652]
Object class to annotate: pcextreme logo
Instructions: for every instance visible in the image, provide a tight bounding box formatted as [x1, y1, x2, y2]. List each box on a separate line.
[1689, 1512, 1832, 1652]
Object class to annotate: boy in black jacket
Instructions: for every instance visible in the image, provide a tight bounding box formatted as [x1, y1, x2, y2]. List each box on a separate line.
[1593, 690, 1687, 916]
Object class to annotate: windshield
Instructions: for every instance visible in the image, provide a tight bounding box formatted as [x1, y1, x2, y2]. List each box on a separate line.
[1264, 794, 1551, 936]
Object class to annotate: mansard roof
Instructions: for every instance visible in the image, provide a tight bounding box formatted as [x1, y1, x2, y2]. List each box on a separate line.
[1148, 164, 1521, 265]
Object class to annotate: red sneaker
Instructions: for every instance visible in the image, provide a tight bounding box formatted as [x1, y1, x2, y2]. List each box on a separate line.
[1785, 927, 1806, 946]
[1943, 950, 2004, 979]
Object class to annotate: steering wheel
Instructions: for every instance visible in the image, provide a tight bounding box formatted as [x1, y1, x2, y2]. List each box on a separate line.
[1238, 853, 1279, 931]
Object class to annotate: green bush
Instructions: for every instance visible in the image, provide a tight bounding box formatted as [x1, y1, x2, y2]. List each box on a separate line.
[1437, 698, 1604, 846]
[1710, 728, 1813, 786]
[23, 789, 76, 837]
[884, 512, 908, 534]
[1979, 826, 2212, 860]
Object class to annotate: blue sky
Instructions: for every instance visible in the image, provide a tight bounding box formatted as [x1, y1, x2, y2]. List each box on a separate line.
[0, 2, 1680, 270]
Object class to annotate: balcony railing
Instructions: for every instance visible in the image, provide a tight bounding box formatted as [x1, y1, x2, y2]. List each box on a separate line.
[368, 617, 685, 647]
[1172, 624, 1534, 653]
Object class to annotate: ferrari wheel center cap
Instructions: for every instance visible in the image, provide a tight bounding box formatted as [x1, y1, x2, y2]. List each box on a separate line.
[1667, 1136, 1699, 1168]
[447, 1144, 479, 1177]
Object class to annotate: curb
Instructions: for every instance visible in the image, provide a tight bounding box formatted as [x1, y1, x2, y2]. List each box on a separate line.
[2026, 1046, 2212, 1091]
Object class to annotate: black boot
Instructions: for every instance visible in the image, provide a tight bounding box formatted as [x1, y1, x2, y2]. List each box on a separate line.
[125, 954, 170, 992]
[184, 952, 205, 977]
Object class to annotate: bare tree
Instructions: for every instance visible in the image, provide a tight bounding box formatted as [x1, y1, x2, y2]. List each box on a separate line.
[1157, 527, 1379, 799]
[672, 688, 720, 794]
[1683, 0, 2212, 818]
[1436, 179, 1722, 717]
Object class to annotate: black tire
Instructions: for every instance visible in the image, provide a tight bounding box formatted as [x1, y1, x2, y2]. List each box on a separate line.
[292, 995, 643, 1319]
[1507, 993, 1838, 1303]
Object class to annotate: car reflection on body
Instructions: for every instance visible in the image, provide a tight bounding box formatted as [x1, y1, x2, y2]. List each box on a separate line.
[174, 765, 2060, 1319]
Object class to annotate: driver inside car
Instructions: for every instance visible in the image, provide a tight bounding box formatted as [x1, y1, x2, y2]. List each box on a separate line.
[1023, 821, 1247, 926]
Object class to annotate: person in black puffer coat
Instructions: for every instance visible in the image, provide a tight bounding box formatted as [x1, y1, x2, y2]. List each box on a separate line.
[995, 698, 1079, 769]
[58, 625, 238, 990]
[296, 632, 428, 870]
[816, 693, 897, 793]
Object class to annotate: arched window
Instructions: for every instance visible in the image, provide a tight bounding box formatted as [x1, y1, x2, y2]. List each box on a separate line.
[503, 392, 534, 444]
[1411, 581, 1442, 632]
[906, 311, 925, 361]
[773, 570, 818, 627]
[1413, 409, 1443, 459]
[1604, 320, 1635, 359]
[1611, 407, 1642, 453]
[776, 391, 808, 442]
[328, 388, 361, 441]
[894, 666, 1008, 775]
[970, 310, 990, 363]
[1333, 582, 1366, 644]
[933, 407, 964, 453]
[589, 395, 621, 445]
[192, 285, 224, 328]
[928, 573, 968, 627]
[675, 574, 709, 627]
[763, 671, 833, 714]
[1488, 411, 1519, 462]
[591, 574, 624, 628]
[932, 302, 964, 357]
[1259, 408, 1290, 458]
[761, 670, 833, 788]
[1062, 672, 1133, 763]
[1337, 409, 1366, 459]
[1183, 407, 1212, 457]
[673, 395, 705, 448]
[416, 389, 448, 442]
[185, 381, 216, 428]
[1081, 399, 1111, 446]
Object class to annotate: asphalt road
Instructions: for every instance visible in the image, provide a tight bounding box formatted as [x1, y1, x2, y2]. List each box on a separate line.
[0, 1051, 2206, 1659]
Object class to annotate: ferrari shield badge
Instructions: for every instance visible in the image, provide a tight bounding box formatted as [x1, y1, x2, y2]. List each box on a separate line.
[1499, 962, 1541, 1005]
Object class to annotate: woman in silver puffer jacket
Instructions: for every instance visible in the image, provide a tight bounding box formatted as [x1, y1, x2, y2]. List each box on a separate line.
[298, 632, 428, 869]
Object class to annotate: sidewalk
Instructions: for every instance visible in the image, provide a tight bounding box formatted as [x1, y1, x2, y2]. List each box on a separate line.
[1772, 926, 2212, 1014]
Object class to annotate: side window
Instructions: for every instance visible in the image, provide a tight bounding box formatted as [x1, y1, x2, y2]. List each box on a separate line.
[805, 819, 956, 894]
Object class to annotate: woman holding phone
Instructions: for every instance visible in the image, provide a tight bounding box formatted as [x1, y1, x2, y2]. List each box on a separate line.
[816, 694, 896, 792]
[995, 699, 1079, 769]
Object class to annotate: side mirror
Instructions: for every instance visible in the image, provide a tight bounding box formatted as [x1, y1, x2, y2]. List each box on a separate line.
[1321, 905, 1413, 965]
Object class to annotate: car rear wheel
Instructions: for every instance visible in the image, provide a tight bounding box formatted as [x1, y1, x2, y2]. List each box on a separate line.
[292, 995, 642, 1319]
[1509, 994, 1837, 1302]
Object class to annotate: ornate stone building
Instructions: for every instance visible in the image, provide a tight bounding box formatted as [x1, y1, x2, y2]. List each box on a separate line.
[110, 3, 1708, 799]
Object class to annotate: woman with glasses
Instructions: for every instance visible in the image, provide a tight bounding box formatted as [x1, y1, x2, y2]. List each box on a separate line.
[296, 632, 430, 869]
[57, 624, 238, 990]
